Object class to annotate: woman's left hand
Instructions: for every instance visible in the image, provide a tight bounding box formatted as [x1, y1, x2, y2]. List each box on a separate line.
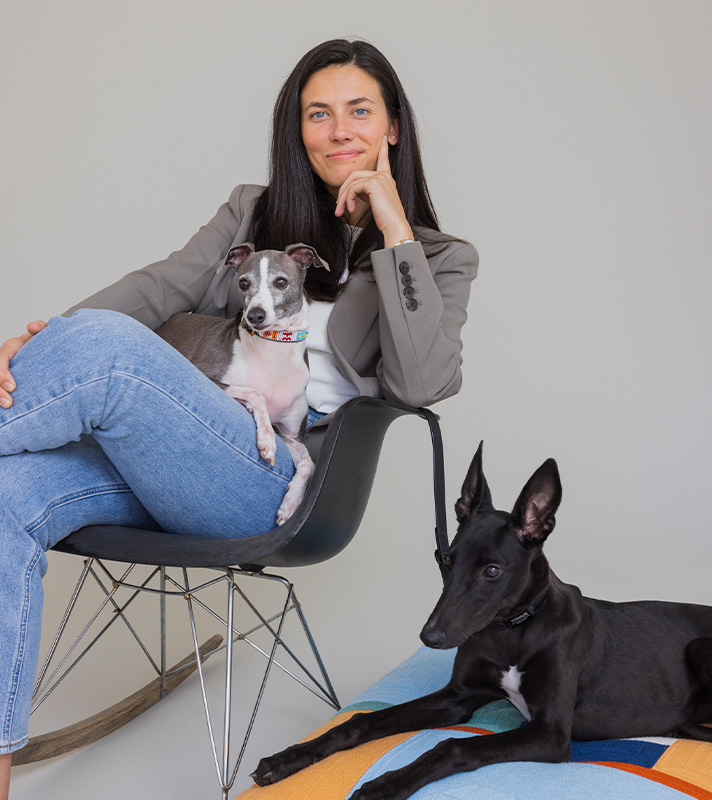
[334, 136, 414, 248]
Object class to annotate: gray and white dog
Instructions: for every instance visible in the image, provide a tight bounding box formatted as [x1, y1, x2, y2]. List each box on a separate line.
[156, 243, 328, 525]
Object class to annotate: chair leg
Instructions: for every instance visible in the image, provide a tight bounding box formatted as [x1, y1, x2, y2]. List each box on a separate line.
[32, 557, 95, 700]
[292, 593, 340, 709]
[160, 566, 168, 698]
[181, 567, 340, 798]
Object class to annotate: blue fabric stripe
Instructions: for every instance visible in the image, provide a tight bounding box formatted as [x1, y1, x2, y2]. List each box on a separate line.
[348, 730, 684, 800]
[571, 738, 668, 767]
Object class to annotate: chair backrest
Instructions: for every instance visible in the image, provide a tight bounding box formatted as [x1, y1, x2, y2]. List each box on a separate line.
[54, 397, 448, 571]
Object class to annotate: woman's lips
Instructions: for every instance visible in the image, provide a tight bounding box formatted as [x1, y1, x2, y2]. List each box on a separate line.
[326, 150, 363, 161]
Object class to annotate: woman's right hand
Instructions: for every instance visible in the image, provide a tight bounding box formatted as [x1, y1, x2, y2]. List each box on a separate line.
[0, 321, 47, 408]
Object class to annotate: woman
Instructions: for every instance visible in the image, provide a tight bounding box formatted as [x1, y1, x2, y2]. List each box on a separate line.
[0, 39, 478, 790]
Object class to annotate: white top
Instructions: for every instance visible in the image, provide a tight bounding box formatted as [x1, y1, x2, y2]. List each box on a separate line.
[305, 297, 359, 413]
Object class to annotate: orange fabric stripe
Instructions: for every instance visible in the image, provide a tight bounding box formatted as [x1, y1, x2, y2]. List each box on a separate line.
[445, 725, 495, 736]
[653, 740, 712, 792]
[237, 711, 416, 800]
[589, 761, 712, 800]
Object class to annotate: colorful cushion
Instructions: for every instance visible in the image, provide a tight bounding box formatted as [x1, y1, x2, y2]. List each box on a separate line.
[237, 646, 712, 799]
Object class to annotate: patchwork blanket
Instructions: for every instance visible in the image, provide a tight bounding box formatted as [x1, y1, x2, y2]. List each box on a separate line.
[237, 646, 712, 799]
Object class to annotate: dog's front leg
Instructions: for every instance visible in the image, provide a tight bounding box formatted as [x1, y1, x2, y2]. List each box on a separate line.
[274, 435, 314, 524]
[252, 685, 495, 786]
[351, 657, 578, 800]
[351, 715, 572, 800]
[223, 386, 277, 465]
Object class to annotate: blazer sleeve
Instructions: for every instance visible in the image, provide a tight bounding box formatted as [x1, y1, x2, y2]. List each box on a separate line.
[370, 237, 478, 407]
[63, 184, 256, 329]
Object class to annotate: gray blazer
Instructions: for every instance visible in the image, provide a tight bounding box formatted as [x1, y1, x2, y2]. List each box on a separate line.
[66, 184, 478, 417]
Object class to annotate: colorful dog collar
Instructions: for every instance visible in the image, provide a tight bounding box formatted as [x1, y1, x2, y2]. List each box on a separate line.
[241, 317, 308, 343]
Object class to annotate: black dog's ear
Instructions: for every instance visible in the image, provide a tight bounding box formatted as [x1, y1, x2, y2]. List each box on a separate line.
[455, 441, 494, 524]
[286, 243, 330, 271]
[225, 243, 255, 270]
[510, 459, 562, 548]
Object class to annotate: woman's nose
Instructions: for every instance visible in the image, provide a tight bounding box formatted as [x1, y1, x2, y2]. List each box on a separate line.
[329, 114, 353, 142]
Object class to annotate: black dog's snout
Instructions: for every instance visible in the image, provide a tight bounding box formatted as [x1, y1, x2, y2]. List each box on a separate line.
[420, 621, 447, 649]
[247, 307, 266, 327]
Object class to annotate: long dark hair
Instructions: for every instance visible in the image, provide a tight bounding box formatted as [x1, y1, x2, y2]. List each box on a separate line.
[251, 39, 447, 301]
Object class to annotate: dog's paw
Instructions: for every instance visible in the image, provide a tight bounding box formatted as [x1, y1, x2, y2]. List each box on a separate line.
[256, 428, 277, 466]
[251, 745, 317, 786]
[275, 484, 302, 525]
[350, 773, 412, 800]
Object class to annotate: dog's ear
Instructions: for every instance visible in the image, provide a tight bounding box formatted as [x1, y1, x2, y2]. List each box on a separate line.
[510, 459, 562, 548]
[224, 243, 255, 271]
[455, 441, 494, 524]
[286, 243, 330, 271]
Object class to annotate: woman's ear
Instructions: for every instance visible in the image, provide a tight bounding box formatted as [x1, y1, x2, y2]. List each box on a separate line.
[388, 118, 399, 145]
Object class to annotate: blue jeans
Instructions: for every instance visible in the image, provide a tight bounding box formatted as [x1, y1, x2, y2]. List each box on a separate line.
[0, 309, 299, 754]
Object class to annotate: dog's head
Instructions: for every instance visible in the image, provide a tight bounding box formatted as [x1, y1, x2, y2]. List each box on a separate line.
[420, 442, 562, 649]
[224, 243, 329, 331]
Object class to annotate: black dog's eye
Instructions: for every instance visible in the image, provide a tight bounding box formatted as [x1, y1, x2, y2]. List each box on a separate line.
[484, 565, 502, 579]
[238, 278, 250, 292]
[441, 552, 453, 570]
[274, 277, 288, 289]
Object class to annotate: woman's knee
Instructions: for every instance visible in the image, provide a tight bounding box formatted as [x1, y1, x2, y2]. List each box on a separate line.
[47, 309, 162, 364]
[61, 308, 148, 342]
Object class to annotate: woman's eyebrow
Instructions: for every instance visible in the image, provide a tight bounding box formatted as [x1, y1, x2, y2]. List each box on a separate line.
[303, 97, 376, 111]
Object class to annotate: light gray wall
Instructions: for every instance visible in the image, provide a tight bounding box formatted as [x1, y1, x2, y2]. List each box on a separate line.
[3, 2, 711, 798]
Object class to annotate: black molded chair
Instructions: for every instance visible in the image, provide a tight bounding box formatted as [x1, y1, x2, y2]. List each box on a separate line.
[17, 396, 449, 798]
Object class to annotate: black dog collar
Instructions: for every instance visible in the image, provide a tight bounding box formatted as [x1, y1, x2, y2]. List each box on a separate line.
[488, 585, 551, 631]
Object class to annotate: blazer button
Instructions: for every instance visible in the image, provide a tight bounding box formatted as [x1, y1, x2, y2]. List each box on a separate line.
[406, 299, 419, 312]
[403, 286, 415, 298]
[401, 273, 413, 286]
[398, 261, 411, 274]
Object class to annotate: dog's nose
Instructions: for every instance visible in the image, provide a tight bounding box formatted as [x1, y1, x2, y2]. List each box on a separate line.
[247, 307, 266, 327]
[420, 622, 447, 649]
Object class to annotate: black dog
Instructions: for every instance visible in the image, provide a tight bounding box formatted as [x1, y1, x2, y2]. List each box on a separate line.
[253, 442, 712, 800]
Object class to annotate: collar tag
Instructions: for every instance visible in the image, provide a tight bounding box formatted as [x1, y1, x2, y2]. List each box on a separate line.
[489, 585, 550, 631]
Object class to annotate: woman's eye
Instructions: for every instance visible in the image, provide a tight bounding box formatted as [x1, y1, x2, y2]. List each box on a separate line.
[484, 565, 502, 579]
[310, 110, 327, 120]
[353, 108, 369, 117]
[274, 277, 288, 289]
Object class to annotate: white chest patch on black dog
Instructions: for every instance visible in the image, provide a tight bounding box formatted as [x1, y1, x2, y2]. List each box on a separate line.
[500, 665, 531, 721]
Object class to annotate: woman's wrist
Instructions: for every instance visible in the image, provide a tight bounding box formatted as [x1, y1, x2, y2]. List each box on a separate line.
[382, 224, 415, 249]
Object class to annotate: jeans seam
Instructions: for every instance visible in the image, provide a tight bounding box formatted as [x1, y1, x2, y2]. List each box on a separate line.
[2, 543, 41, 746]
[108, 369, 290, 482]
[25, 485, 134, 536]
[0, 375, 109, 432]
[0, 735, 29, 755]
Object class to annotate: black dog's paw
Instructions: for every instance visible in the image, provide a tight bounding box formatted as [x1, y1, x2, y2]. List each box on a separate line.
[351, 773, 413, 800]
[251, 744, 318, 786]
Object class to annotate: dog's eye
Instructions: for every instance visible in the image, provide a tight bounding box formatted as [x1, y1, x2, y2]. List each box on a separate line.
[484, 565, 502, 579]
[238, 278, 250, 292]
[274, 277, 288, 290]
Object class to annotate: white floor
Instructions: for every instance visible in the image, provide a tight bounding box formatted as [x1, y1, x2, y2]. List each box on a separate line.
[10, 421, 443, 800]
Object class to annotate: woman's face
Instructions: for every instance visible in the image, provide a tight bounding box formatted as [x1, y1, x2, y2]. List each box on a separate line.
[300, 64, 399, 197]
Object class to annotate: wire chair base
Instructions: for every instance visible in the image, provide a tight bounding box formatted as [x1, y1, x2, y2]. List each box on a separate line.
[17, 557, 340, 798]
